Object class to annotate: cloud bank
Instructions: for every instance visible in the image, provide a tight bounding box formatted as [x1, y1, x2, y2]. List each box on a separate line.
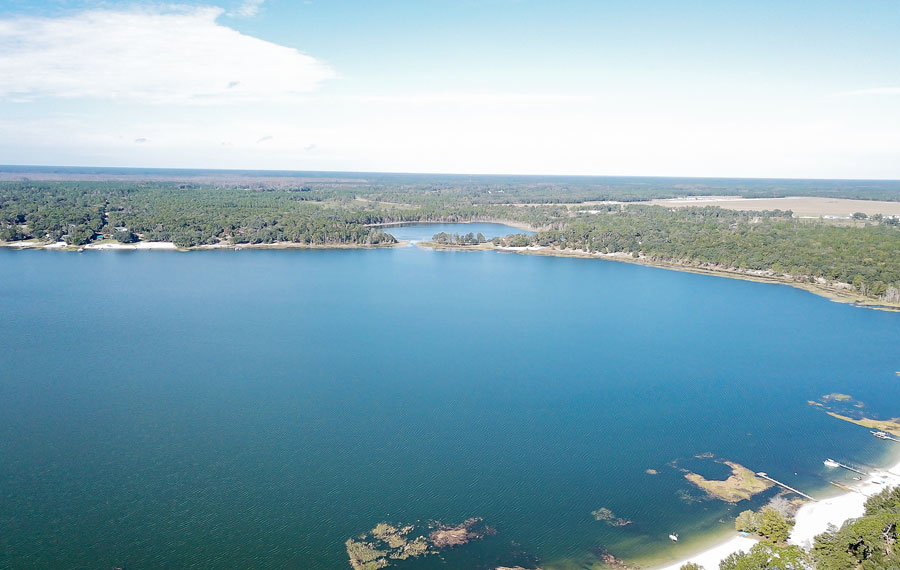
[233, 0, 265, 18]
[0, 6, 334, 104]
[834, 87, 900, 97]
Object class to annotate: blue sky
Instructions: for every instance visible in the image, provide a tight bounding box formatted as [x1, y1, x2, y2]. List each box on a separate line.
[1, 0, 899, 177]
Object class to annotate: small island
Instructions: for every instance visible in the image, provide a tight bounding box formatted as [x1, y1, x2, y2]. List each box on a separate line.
[345, 518, 494, 570]
[684, 460, 773, 503]
[810, 394, 900, 437]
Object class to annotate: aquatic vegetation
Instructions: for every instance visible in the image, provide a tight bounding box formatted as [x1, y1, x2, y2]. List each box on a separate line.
[821, 393, 852, 402]
[825, 412, 900, 437]
[810, 394, 900, 436]
[591, 547, 636, 569]
[371, 523, 414, 549]
[346, 518, 491, 569]
[676, 489, 706, 504]
[591, 507, 632, 527]
[429, 517, 493, 547]
[345, 539, 388, 570]
[684, 460, 773, 503]
[390, 537, 429, 560]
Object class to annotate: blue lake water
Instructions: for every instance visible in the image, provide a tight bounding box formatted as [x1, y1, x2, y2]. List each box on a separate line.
[1, 222, 899, 570]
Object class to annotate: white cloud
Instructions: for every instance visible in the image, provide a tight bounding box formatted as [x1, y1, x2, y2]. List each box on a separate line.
[0, 6, 334, 104]
[834, 87, 900, 97]
[233, 0, 264, 18]
[341, 93, 593, 105]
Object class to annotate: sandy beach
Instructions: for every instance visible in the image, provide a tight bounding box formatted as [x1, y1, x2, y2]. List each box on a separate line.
[84, 241, 178, 250]
[789, 460, 900, 548]
[653, 456, 900, 570]
[656, 535, 759, 570]
[2, 239, 406, 251]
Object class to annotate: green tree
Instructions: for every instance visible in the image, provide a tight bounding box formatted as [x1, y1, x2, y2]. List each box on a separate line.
[719, 543, 809, 570]
[812, 513, 900, 570]
[734, 510, 760, 533]
[0, 225, 24, 241]
[114, 229, 138, 243]
[863, 483, 900, 515]
[758, 508, 793, 543]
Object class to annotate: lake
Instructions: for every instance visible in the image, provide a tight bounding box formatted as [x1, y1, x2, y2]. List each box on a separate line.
[1, 222, 899, 570]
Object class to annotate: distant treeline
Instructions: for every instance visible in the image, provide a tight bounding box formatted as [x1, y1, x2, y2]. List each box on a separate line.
[6, 166, 900, 203]
[496, 206, 900, 301]
[2, 180, 900, 302]
[0, 181, 567, 247]
[431, 231, 488, 245]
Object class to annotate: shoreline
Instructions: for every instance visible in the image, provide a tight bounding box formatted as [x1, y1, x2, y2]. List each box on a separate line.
[0, 239, 409, 252]
[650, 451, 900, 570]
[366, 218, 538, 233]
[4, 231, 897, 311]
[416, 241, 900, 312]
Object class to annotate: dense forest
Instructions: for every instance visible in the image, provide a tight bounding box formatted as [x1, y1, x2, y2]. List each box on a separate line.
[0, 181, 558, 247]
[2, 178, 900, 303]
[6, 165, 900, 203]
[497, 206, 900, 301]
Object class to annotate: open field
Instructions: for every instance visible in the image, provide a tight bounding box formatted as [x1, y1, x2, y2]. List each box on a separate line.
[648, 196, 900, 218]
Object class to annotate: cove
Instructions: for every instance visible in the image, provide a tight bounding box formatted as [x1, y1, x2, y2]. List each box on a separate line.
[1, 223, 899, 570]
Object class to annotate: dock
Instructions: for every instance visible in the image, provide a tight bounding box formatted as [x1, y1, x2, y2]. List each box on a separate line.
[829, 481, 859, 493]
[872, 430, 900, 443]
[756, 472, 817, 501]
[825, 458, 868, 476]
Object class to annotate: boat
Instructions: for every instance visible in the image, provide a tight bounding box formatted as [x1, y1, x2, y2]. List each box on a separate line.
[872, 431, 891, 440]
[669, 533, 678, 541]
[824, 459, 840, 468]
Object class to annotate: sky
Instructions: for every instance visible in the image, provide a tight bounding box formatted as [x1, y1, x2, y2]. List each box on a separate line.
[0, 0, 899, 178]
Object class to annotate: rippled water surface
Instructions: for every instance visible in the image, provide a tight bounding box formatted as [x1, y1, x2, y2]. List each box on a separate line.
[2, 222, 899, 570]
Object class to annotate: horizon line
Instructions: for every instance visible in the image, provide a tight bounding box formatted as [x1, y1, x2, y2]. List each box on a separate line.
[3, 164, 900, 184]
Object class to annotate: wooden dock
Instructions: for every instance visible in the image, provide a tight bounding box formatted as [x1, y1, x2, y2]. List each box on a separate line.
[829, 481, 858, 493]
[827, 459, 868, 476]
[756, 472, 817, 501]
[872, 430, 900, 443]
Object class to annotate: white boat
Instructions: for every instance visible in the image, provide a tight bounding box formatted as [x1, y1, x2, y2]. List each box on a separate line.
[669, 533, 678, 541]
[824, 459, 840, 468]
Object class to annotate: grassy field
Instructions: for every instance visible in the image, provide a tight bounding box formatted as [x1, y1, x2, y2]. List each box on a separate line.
[647, 196, 900, 218]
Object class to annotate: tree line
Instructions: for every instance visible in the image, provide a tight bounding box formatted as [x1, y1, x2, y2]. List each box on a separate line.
[2, 181, 899, 302]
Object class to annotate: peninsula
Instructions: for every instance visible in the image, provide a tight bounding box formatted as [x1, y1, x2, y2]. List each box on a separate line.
[3, 171, 900, 309]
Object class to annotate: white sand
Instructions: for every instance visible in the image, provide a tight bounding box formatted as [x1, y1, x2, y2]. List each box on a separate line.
[789, 461, 900, 548]
[83, 241, 177, 250]
[0, 240, 66, 249]
[656, 535, 759, 570]
[654, 457, 900, 570]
